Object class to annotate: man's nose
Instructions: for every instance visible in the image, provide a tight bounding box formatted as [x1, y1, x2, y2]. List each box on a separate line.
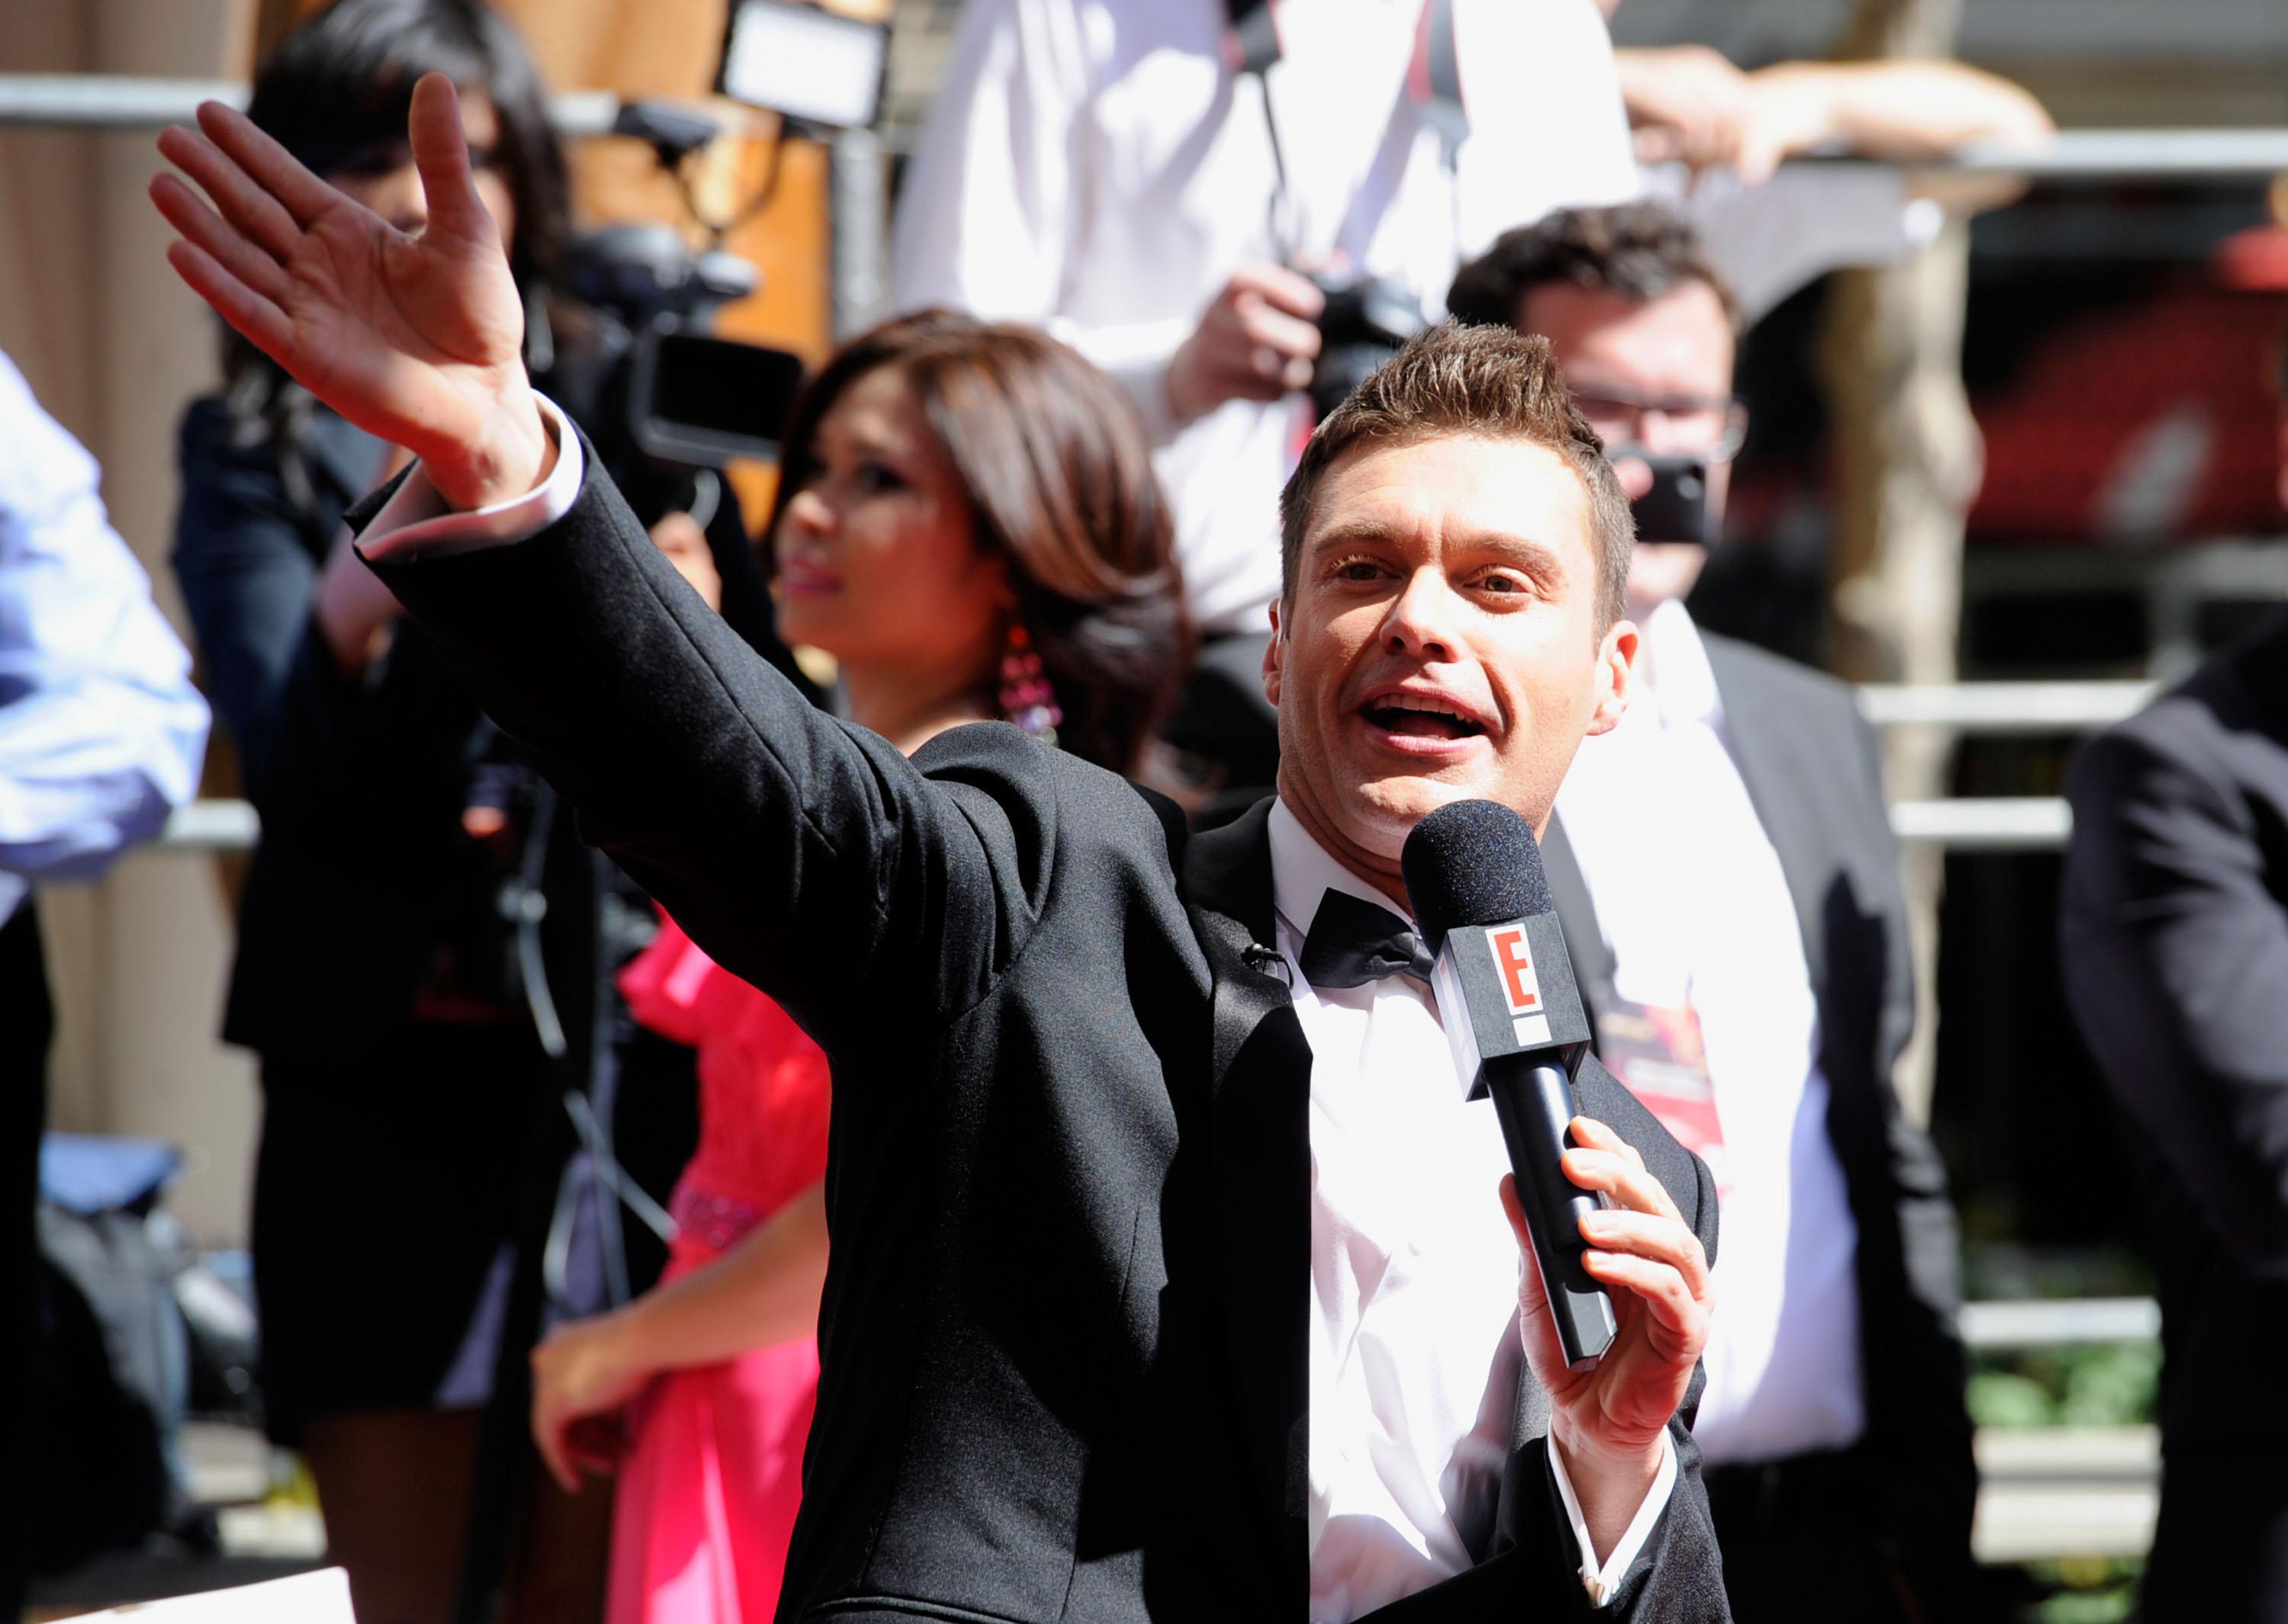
[1382, 570, 1462, 660]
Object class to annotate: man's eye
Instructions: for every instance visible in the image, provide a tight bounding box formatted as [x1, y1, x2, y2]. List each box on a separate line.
[1332, 558, 1383, 581]
[1476, 573, 1528, 595]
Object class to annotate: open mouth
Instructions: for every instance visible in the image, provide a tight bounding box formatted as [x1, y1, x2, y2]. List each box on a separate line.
[1361, 698, 1486, 741]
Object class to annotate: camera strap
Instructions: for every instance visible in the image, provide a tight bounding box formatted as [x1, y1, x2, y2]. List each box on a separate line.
[1224, 0, 1468, 258]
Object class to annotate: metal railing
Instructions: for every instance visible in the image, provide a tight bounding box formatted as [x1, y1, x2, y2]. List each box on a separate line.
[140, 679, 2153, 855]
[1856, 681, 2158, 734]
[8, 72, 2287, 182]
[0, 75, 622, 135]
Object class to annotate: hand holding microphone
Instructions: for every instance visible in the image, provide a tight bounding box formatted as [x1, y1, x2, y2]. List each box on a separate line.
[1402, 801, 1711, 1492]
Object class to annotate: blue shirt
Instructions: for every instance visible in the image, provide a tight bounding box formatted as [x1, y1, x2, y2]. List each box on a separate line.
[0, 351, 210, 923]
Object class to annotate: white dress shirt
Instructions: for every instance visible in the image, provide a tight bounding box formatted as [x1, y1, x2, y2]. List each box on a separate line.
[1554, 599, 1864, 1465]
[891, 0, 1640, 634]
[358, 421, 1682, 1614]
[1269, 801, 1673, 1619]
[0, 351, 208, 924]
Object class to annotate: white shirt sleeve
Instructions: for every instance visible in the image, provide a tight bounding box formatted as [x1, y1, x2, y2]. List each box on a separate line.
[889, 0, 1196, 441]
[0, 353, 209, 909]
[1660, 161, 1945, 324]
[1545, 1427, 1679, 1609]
[355, 394, 586, 563]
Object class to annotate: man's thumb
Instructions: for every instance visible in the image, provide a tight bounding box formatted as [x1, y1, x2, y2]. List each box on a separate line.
[407, 72, 495, 242]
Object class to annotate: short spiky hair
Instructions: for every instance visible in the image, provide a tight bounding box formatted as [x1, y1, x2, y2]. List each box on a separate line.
[1277, 323, 1635, 631]
[1445, 201, 1739, 334]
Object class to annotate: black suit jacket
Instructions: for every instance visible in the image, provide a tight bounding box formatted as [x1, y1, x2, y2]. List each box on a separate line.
[2063, 608, 2288, 1453]
[1544, 632, 1974, 1589]
[359, 437, 1730, 1623]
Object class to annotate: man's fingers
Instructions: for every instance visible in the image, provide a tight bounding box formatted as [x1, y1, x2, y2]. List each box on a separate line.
[1579, 1208, 1711, 1300]
[1561, 1144, 1682, 1226]
[1580, 1250, 1704, 1346]
[1236, 293, 1322, 361]
[407, 73, 496, 244]
[1570, 1116, 1650, 1181]
[164, 239, 297, 364]
[1229, 259, 1328, 319]
[158, 124, 304, 264]
[150, 173, 291, 304]
[194, 99, 345, 228]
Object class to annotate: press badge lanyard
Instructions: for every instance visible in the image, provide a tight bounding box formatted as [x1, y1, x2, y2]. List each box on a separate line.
[1223, 0, 1470, 266]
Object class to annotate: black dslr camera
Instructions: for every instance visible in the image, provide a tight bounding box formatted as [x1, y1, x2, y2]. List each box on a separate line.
[1306, 271, 1430, 422]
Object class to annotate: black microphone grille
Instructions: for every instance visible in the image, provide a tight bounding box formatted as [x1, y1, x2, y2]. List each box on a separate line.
[1399, 799, 1553, 946]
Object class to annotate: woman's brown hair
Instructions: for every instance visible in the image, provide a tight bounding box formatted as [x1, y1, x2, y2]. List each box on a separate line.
[767, 310, 1191, 776]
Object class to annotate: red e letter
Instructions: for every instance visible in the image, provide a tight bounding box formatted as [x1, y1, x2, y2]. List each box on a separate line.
[1490, 926, 1539, 1014]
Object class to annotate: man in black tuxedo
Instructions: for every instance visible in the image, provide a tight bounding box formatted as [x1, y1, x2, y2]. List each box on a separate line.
[2059, 336, 2288, 1624]
[1451, 205, 1975, 1622]
[150, 77, 1727, 1622]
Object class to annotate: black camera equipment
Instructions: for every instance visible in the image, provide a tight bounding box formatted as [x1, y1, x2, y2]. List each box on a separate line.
[543, 101, 808, 530]
[1226, 0, 1464, 420]
[1306, 271, 1431, 423]
[1624, 450, 1718, 547]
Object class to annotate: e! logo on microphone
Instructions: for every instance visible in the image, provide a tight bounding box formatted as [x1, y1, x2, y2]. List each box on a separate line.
[1486, 925, 1553, 1048]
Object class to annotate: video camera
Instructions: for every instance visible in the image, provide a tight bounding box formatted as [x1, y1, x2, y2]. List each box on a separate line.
[543, 104, 807, 525]
[546, 2, 890, 518]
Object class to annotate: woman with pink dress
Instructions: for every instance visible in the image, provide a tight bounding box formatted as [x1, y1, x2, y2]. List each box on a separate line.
[525, 309, 1191, 1624]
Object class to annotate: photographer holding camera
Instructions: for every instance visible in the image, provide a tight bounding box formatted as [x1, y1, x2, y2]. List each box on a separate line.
[892, 0, 1641, 804]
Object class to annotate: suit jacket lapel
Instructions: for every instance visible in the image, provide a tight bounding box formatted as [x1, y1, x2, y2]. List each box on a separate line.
[1538, 813, 1612, 1015]
[1703, 637, 1833, 990]
[1182, 800, 1313, 1584]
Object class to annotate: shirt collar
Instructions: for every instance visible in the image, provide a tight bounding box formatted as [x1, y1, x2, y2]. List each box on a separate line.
[1635, 597, 1721, 730]
[1267, 797, 1414, 941]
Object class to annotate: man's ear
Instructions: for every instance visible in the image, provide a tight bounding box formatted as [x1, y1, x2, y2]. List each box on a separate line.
[1586, 617, 1638, 737]
[1262, 601, 1285, 710]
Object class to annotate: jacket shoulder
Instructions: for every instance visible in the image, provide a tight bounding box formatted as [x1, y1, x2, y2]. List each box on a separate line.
[1701, 631, 1864, 733]
[2066, 619, 2288, 813]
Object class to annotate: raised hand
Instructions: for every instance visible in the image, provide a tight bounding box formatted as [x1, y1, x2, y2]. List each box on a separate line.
[1505, 1114, 1711, 1558]
[150, 72, 551, 511]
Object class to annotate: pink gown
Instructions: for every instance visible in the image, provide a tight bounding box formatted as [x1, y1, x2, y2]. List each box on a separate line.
[606, 916, 833, 1624]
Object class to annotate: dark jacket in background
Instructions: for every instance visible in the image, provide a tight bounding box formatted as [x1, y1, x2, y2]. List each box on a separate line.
[357, 434, 1734, 1622]
[171, 393, 788, 1433]
[174, 397, 509, 1058]
[2062, 607, 2288, 1624]
[1545, 632, 1975, 1620]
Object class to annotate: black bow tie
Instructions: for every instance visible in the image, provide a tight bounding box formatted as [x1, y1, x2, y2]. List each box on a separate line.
[1297, 889, 1435, 990]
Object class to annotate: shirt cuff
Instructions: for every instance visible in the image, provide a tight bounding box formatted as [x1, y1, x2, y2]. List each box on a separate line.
[356, 393, 586, 561]
[1547, 1429, 1679, 1609]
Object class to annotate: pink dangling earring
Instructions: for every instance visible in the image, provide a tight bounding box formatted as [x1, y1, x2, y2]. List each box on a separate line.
[998, 622, 1062, 745]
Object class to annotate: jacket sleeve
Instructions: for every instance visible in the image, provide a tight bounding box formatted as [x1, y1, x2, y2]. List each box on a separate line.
[354, 429, 1055, 1060]
[170, 402, 480, 839]
[2063, 716, 2288, 1279]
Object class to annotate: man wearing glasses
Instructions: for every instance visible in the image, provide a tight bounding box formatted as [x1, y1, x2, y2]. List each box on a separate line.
[1450, 204, 1975, 1624]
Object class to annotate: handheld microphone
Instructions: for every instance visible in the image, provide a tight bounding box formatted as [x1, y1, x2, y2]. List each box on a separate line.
[1401, 799, 1616, 1371]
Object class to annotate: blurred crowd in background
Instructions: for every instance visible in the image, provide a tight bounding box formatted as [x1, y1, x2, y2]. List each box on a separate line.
[3, 1, 2286, 1621]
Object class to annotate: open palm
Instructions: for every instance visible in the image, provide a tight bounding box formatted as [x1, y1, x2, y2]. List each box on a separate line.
[150, 73, 546, 509]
